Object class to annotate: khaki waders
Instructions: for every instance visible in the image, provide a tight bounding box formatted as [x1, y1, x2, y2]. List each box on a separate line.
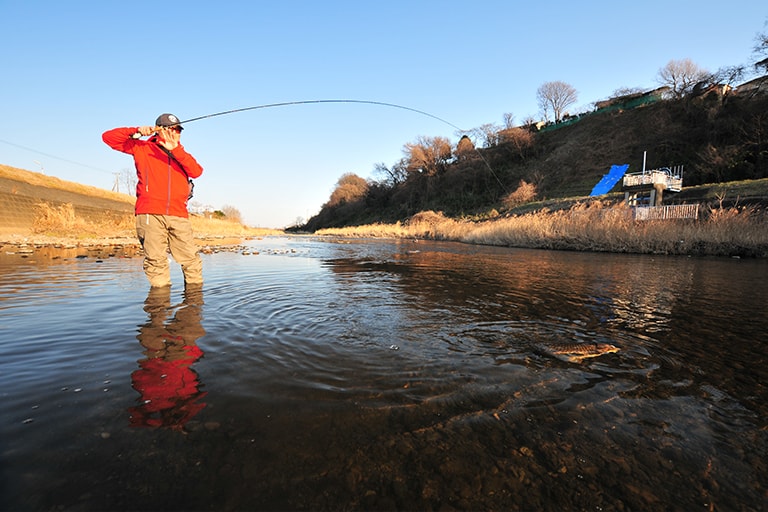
[136, 214, 203, 287]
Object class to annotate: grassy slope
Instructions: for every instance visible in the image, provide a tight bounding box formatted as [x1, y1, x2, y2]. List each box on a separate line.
[497, 97, 768, 207]
[0, 164, 281, 239]
[0, 164, 136, 205]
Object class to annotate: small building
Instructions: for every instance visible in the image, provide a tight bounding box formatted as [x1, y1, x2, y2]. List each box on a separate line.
[594, 86, 670, 112]
[734, 75, 768, 97]
[622, 166, 683, 207]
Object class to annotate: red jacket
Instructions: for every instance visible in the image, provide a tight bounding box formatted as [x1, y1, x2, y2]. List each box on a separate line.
[102, 127, 203, 217]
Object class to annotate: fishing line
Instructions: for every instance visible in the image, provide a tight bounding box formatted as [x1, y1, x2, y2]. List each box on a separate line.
[180, 99, 507, 192]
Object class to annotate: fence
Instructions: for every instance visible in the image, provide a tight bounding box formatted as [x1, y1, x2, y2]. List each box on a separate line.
[633, 204, 699, 221]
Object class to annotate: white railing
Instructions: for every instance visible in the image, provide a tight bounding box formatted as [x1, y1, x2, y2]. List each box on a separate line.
[634, 204, 699, 221]
[623, 167, 683, 192]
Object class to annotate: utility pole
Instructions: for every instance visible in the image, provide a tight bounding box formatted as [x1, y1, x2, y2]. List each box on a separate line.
[112, 172, 120, 193]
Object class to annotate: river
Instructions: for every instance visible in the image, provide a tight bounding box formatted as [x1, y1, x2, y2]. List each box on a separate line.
[1, 236, 766, 511]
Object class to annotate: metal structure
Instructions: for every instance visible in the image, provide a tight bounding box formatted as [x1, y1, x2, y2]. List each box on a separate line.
[623, 161, 684, 207]
[622, 166, 683, 192]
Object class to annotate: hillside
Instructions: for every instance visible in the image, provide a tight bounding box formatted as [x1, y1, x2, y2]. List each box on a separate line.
[0, 164, 135, 235]
[304, 87, 768, 230]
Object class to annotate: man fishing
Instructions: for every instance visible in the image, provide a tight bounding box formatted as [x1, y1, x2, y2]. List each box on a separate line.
[103, 113, 204, 288]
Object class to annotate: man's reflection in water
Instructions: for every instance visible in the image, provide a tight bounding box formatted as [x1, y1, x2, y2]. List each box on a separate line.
[129, 285, 207, 430]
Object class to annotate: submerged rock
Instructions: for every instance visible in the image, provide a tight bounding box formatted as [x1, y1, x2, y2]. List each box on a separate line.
[535, 341, 619, 362]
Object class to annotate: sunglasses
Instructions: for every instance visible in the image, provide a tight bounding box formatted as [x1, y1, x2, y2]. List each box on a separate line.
[169, 126, 183, 133]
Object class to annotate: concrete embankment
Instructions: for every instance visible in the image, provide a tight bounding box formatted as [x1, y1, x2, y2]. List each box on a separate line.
[0, 176, 134, 236]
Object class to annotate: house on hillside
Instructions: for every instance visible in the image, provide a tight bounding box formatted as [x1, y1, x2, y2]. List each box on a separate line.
[735, 75, 768, 97]
[594, 86, 670, 112]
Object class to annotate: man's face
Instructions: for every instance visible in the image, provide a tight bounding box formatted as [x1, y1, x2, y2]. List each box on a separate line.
[159, 125, 182, 144]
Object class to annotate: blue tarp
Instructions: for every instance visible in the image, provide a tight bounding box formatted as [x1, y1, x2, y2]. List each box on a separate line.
[590, 164, 629, 196]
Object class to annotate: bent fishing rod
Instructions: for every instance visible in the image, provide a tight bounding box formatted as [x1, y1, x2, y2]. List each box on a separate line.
[176, 99, 506, 191]
[178, 99, 465, 132]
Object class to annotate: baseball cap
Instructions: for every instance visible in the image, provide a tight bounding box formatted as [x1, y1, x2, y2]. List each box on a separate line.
[155, 113, 183, 130]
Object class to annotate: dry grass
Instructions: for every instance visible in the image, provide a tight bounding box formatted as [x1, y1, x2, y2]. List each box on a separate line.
[316, 203, 768, 257]
[315, 211, 469, 240]
[1, 164, 135, 204]
[32, 202, 135, 238]
[30, 202, 281, 241]
[190, 215, 282, 237]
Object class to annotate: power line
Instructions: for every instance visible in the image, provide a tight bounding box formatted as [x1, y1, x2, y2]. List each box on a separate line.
[0, 138, 113, 174]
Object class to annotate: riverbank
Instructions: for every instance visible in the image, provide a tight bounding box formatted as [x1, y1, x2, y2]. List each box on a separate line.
[3, 163, 767, 258]
[314, 201, 768, 258]
[4, 201, 766, 259]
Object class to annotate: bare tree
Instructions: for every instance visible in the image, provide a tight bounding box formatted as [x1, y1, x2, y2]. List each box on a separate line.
[536, 81, 578, 122]
[120, 168, 137, 194]
[455, 135, 476, 161]
[327, 173, 369, 207]
[754, 22, 768, 72]
[708, 65, 746, 96]
[656, 58, 709, 98]
[502, 112, 515, 129]
[611, 86, 645, 97]
[404, 136, 452, 176]
[373, 161, 407, 187]
[498, 127, 534, 160]
[221, 205, 243, 223]
[188, 200, 204, 215]
[522, 116, 537, 129]
[468, 123, 502, 148]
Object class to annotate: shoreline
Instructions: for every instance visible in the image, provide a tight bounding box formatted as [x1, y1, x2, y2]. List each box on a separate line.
[3, 231, 767, 260]
[0, 233, 258, 262]
[4, 205, 768, 260]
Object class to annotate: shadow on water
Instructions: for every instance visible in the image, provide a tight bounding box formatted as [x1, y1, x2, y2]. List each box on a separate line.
[1, 237, 767, 511]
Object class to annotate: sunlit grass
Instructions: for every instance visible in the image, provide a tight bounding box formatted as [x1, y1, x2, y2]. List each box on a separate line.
[316, 203, 768, 257]
[32, 203, 134, 238]
[30, 202, 281, 240]
[190, 215, 282, 237]
[1, 164, 136, 204]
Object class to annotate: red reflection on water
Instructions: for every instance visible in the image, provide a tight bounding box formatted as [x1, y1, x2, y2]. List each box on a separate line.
[129, 285, 207, 430]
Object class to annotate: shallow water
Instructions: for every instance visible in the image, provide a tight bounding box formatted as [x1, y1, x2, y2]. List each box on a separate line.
[1, 237, 767, 511]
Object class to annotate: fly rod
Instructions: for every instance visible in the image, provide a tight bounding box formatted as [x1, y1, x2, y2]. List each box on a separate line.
[178, 99, 506, 191]
[179, 99, 465, 132]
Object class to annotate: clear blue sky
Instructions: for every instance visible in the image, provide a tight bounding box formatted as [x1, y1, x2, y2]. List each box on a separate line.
[1, 1, 766, 228]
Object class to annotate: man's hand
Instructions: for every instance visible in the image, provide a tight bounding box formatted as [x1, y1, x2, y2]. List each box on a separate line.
[136, 126, 155, 137]
[156, 126, 180, 151]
